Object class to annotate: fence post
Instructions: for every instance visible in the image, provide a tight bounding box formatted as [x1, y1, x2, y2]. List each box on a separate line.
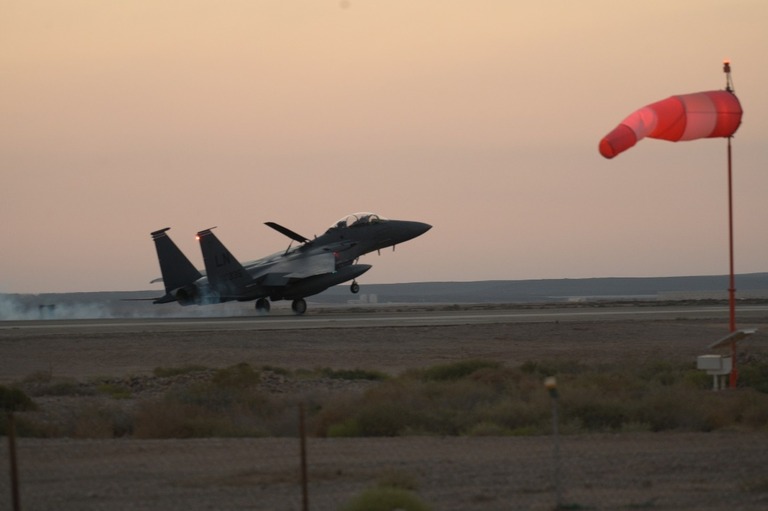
[2, 386, 34, 511]
[299, 402, 309, 511]
[545, 377, 563, 509]
[7, 411, 21, 511]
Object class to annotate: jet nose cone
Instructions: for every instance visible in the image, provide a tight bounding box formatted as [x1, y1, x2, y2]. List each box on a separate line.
[397, 220, 432, 242]
[412, 221, 432, 237]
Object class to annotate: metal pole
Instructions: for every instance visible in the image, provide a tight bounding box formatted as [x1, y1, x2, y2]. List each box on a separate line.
[727, 136, 739, 388]
[552, 396, 562, 508]
[8, 412, 21, 511]
[723, 60, 738, 388]
[299, 403, 309, 511]
[727, 136, 736, 334]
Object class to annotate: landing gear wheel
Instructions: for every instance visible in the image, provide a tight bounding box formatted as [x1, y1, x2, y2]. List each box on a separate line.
[291, 298, 307, 315]
[350, 280, 360, 294]
[255, 298, 271, 314]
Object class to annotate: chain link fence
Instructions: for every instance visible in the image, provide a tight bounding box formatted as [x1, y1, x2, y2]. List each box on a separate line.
[4, 423, 768, 510]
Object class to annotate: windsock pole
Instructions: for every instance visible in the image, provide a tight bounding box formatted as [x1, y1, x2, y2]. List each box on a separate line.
[724, 60, 738, 387]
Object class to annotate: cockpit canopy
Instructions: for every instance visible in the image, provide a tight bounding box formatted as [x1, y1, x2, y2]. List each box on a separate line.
[328, 212, 387, 231]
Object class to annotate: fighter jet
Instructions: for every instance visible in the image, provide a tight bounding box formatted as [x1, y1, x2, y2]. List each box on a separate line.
[150, 212, 431, 314]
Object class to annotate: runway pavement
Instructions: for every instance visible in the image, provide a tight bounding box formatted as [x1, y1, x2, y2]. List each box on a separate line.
[3, 303, 768, 334]
[2, 302, 767, 382]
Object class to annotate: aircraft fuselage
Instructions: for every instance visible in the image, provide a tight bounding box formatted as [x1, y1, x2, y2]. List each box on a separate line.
[150, 212, 431, 314]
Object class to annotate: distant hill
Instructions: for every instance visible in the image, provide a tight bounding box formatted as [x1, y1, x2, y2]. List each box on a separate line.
[313, 273, 768, 304]
[2, 273, 767, 320]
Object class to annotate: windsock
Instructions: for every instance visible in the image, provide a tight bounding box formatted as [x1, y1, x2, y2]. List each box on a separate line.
[599, 90, 742, 159]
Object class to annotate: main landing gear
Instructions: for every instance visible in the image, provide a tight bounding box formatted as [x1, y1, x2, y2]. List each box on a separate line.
[255, 298, 270, 314]
[255, 298, 307, 315]
[291, 298, 307, 315]
[255, 297, 306, 315]
[255, 280, 361, 316]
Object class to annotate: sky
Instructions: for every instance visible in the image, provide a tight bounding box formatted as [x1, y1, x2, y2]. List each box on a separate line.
[2, 1, 767, 294]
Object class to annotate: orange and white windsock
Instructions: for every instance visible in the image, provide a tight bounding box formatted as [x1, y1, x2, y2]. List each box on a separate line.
[599, 90, 743, 159]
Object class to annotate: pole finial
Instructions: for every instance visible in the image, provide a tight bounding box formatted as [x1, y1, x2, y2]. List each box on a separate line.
[723, 59, 734, 92]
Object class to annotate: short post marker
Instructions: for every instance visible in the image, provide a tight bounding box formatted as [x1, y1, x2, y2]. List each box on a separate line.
[545, 376, 563, 509]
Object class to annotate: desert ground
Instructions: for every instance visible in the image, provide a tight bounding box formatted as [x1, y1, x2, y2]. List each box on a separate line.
[2, 304, 768, 510]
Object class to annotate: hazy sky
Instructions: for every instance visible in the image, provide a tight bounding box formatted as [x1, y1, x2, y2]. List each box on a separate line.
[2, 1, 767, 294]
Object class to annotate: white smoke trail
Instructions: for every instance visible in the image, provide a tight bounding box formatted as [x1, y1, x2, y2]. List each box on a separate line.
[0, 294, 115, 320]
[0, 293, 257, 320]
[0, 294, 27, 320]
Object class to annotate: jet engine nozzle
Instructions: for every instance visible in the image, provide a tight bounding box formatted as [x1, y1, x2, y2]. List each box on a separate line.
[174, 285, 200, 306]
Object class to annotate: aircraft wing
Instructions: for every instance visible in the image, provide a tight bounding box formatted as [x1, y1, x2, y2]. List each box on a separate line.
[256, 252, 336, 286]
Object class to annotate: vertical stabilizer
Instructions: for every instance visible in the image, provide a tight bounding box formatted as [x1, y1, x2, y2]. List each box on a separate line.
[197, 228, 250, 298]
[150, 228, 202, 294]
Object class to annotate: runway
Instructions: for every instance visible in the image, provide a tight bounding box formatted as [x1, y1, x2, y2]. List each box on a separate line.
[3, 303, 768, 334]
[2, 302, 767, 384]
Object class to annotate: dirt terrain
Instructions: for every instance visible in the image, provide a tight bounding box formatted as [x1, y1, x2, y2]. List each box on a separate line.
[2, 306, 768, 510]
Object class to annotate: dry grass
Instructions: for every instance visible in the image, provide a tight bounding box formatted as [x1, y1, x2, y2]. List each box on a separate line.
[10, 358, 768, 439]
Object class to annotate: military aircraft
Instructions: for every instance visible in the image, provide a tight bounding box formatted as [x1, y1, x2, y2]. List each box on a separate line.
[150, 212, 431, 314]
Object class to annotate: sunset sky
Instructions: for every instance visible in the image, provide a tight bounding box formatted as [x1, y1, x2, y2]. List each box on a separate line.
[3, 1, 767, 294]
